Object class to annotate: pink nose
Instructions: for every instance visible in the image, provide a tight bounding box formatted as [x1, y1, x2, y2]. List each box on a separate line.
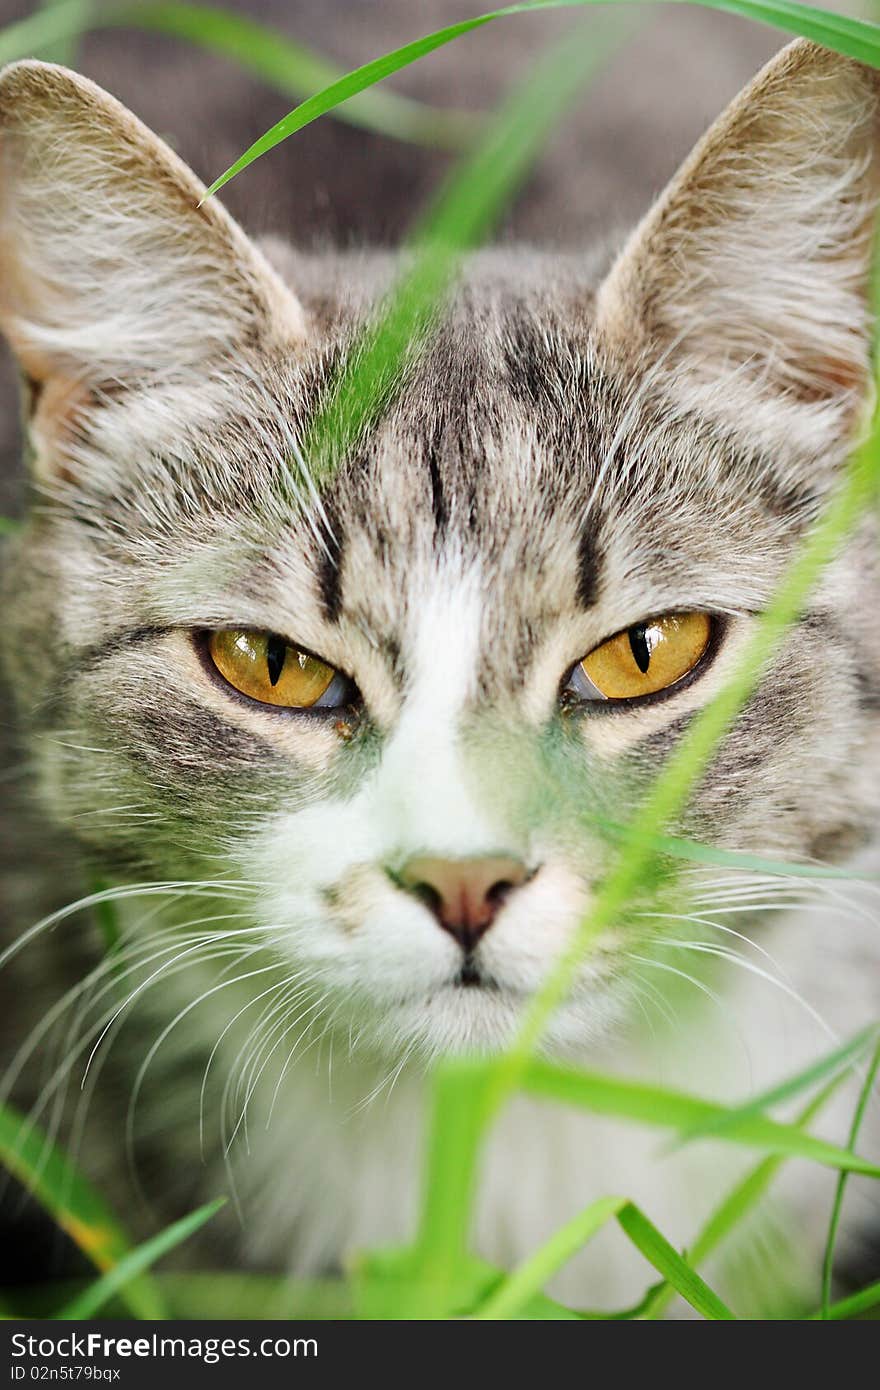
[397, 855, 529, 952]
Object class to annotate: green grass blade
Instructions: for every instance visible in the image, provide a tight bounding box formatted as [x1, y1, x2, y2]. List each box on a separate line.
[302, 11, 639, 482]
[477, 1195, 730, 1321]
[674, 1025, 880, 1147]
[821, 1035, 880, 1315]
[392, 15, 640, 1287]
[0, 2, 471, 150]
[474, 1195, 626, 1318]
[11, 0, 876, 176]
[705, 0, 880, 58]
[475, 1191, 734, 1319]
[616, 1202, 736, 1319]
[0, 0, 95, 66]
[514, 1290, 583, 1318]
[159, 1271, 352, 1319]
[420, 1027, 879, 1317]
[811, 1277, 880, 1320]
[202, 1, 880, 199]
[351, 1244, 581, 1319]
[521, 1057, 880, 1175]
[200, 11, 499, 197]
[644, 1077, 843, 1318]
[0, 517, 20, 536]
[484, 391, 880, 1111]
[595, 819, 880, 881]
[2, 1271, 353, 1320]
[35, 0, 79, 66]
[0, 1100, 164, 1319]
[112, 3, 475, 149]
[57, 1198, 225, 1320]
[414, 1066, 493, 1293]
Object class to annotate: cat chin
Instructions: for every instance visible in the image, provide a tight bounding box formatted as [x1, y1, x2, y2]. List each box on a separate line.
[334, 975, 629, 1060]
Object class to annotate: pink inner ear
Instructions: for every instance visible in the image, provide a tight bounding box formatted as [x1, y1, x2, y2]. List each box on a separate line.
[787, 344, 868, 405]
[28, 374, 92, 478]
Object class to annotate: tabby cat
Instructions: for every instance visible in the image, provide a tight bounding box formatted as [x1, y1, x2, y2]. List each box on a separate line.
[1, 36, 879, 1311]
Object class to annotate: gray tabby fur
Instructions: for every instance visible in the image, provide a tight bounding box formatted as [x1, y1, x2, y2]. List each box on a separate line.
[1, 32, 879, 1312]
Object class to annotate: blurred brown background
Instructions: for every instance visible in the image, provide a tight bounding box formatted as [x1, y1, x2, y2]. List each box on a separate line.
[0, 0, 793, 517]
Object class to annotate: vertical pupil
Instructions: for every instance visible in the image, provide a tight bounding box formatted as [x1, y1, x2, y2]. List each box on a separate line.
[266, 636, 287, 687]
[629, 624, 651, 674]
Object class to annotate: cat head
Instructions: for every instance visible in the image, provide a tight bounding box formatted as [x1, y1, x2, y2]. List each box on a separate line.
[2, 42, 879, 1058]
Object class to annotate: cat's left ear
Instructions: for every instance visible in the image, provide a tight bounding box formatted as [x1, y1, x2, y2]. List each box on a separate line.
[0, 61, 306, 454]
[594, 40, 880, 459]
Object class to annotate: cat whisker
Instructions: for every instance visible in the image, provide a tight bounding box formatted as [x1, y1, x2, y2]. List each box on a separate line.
[198, 966, 310, 1160]
[227, 983, 318, 1153]
[619, 964, 681, 1034]
[623, 951, 728, 1012]
[352, 1038, 419, 1113]
[644, 934, 837, 1042]
[0, 879, 257, 973]
[42, 735, 114, 756]
[260, 991, 337, 1134]
[81, 925, 270, 1086]
[229, 976, 314, 1116]
[125, 951, 285, 1165]
[624, 949, 761, 1084]
[231, 988, 333, 1146]
[66, 914, 258, 1070]
[5, 937, 261, 1202]
[633, 908, 787, 977]
[0, 917, 253, 1107]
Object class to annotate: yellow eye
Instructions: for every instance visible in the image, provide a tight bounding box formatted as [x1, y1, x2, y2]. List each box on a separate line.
[577, 612, 713, 701]
[207, 631, 341, 709]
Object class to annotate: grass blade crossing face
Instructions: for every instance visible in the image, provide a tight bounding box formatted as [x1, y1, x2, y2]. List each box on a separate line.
[409, 419, 880, 1284]
[490, 405, 880, 1091]
[812, 1278, 880, 1320]
[301, 12, 642, 482]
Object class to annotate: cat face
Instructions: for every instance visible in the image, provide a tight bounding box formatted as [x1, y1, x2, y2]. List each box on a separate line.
[2, 45, 880, 1059]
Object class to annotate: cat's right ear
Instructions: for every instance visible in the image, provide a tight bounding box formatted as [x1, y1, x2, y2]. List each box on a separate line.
[0, 61, 306, 467]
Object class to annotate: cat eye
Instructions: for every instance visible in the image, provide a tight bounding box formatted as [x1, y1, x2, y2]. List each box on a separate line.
[565, 612, 713, 704]
[206, 630, 354, 710]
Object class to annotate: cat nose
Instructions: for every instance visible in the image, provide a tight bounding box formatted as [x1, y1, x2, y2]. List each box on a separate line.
[397, 854, 529, 952]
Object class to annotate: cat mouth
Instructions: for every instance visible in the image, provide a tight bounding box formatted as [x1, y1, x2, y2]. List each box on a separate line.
[452, 958, 498, 990]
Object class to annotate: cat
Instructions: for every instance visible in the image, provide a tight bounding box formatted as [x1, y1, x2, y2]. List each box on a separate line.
[1, 34, 880, 1314]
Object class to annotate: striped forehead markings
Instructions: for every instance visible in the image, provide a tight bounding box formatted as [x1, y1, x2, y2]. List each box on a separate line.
[314, 498, 344, 624]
